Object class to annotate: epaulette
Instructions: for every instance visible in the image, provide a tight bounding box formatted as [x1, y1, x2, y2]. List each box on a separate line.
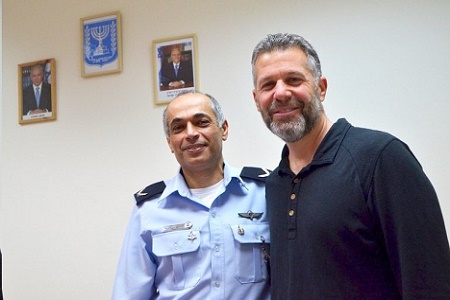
[240, 167, 271, 183]
[134, 181, 166, 206]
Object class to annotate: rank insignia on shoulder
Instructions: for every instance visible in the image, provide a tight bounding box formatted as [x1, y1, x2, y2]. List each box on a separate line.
[238, 210, 263, 220]
[240, 167, 271, 183]
[134, 181, 166, 206]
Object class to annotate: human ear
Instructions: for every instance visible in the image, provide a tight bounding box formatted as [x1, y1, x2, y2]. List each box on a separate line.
[221, 120, 229, 141]
[166, 137, 174, 153]
[252, 89, 261, 112]
[318, 77, 328, 101]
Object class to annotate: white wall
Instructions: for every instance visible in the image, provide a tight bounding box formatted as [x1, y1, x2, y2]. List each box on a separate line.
[1, 1, 449, 299]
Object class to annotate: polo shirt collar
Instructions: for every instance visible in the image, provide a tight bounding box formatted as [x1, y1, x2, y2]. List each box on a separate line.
[278, 118, 351, 175]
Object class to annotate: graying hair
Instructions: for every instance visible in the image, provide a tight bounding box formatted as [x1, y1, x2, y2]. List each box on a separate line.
[30, 64, 44, 75]
[162, 91, 226, 137]
[251, 33, 322, 86]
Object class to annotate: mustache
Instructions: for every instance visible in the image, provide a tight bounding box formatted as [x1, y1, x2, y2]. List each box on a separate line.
[182, 143, 206, 151]
[268, 98, 304, 114]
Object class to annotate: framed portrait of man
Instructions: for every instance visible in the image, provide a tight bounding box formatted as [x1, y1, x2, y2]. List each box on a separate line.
[18, 58, 56, 125]
[152, 34, 199, 105]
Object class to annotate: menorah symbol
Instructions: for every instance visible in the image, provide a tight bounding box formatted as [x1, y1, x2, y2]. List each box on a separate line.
[91, 25, 110, 56]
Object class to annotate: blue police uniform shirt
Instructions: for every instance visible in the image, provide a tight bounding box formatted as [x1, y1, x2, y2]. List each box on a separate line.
[112, 163, 271, 299]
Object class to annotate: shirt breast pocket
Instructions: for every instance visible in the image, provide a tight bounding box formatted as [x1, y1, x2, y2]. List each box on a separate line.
[230, 223, 270, 283]
[152, 230, 202, 290]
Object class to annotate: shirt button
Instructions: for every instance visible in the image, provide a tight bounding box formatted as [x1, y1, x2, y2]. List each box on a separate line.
[290, 193, 296, 200]
[211, 212, 216, 218]
[293, 178, 299, 183]
[214, 281, 221, 287]
[214, 245, 220, 252]
[288, 209, 295, 217]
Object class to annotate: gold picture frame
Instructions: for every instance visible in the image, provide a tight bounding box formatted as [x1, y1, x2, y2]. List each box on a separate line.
[152, 34, 199, 105]
[81, 11, 123, 77]
[18, 58, 57, 125]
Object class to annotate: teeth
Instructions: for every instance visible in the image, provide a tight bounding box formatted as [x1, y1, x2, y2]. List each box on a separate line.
[185, 144, 203, 150]
[277, 107, 294, 113]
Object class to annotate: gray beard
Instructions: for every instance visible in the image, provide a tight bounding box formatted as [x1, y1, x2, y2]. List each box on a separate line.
[266, 93, 323, 143]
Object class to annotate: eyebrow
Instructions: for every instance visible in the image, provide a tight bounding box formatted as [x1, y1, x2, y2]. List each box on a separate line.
[257, 70, 307, 86]
[169, 112, 212, 126]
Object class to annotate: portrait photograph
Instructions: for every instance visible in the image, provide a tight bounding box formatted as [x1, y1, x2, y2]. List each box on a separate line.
[152, 34, 198, 105]
[81, 11, 123, 78]
[18, 58, 56, 125]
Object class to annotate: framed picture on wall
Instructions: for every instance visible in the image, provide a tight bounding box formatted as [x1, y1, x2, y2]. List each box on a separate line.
[152, 34, 198, 105]
[81, 11, 123, 77]
[18, 58, 57, 125]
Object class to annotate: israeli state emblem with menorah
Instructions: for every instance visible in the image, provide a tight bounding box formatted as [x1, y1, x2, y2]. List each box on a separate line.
[83, 17, 118, 67]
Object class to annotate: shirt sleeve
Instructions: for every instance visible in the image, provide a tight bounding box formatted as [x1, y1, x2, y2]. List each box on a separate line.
[112, 207, 157, 299]
[370, 139, 450, 298]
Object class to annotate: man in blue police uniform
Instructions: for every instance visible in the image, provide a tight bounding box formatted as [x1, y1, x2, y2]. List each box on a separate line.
[251, 33, 450, 299]
[112, 91, 270, 299]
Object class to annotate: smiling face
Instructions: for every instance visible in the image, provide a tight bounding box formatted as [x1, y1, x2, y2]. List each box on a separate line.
[166, 93, 228, 173]
[252, 48, 327, 143]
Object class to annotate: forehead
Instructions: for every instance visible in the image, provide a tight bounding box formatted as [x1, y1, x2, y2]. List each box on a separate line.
[31, 68, 42, 75]
[167, 94, 214, 121]
[254, 48, 309, 79]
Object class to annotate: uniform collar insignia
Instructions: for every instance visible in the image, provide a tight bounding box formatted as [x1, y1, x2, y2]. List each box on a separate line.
[238, 210, 263, 220]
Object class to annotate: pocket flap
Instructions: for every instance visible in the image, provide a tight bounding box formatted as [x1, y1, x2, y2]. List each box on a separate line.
[152, 230, 201, 256]
[230, 223, 270, 243]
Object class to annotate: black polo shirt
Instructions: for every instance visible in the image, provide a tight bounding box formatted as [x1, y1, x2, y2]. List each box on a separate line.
[267, 118, 450, 299]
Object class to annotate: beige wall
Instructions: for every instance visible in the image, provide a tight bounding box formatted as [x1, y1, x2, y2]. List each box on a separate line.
[2, 0, 450, 299]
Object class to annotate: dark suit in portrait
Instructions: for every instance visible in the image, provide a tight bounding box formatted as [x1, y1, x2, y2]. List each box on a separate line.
[22, 82, 52, 115]
[160, 60, 193, 87]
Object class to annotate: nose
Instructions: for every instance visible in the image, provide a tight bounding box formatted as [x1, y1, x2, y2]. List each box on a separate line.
[273, 80, 292, 102]
[185, 122, 199, 140]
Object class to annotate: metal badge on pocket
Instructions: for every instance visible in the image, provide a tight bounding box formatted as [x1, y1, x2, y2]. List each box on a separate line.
[162, 221, 193, 233]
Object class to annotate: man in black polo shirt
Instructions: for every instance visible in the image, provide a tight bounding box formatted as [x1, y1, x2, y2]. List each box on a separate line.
[251, 33, 450, 299]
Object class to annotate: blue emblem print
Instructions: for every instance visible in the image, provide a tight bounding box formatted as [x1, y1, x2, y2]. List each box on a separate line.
[157, 47, 163, 84]
[83, 19, 118, 67]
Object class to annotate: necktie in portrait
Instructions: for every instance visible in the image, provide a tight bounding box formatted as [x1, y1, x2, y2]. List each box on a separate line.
[35, 87, 41, 107]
